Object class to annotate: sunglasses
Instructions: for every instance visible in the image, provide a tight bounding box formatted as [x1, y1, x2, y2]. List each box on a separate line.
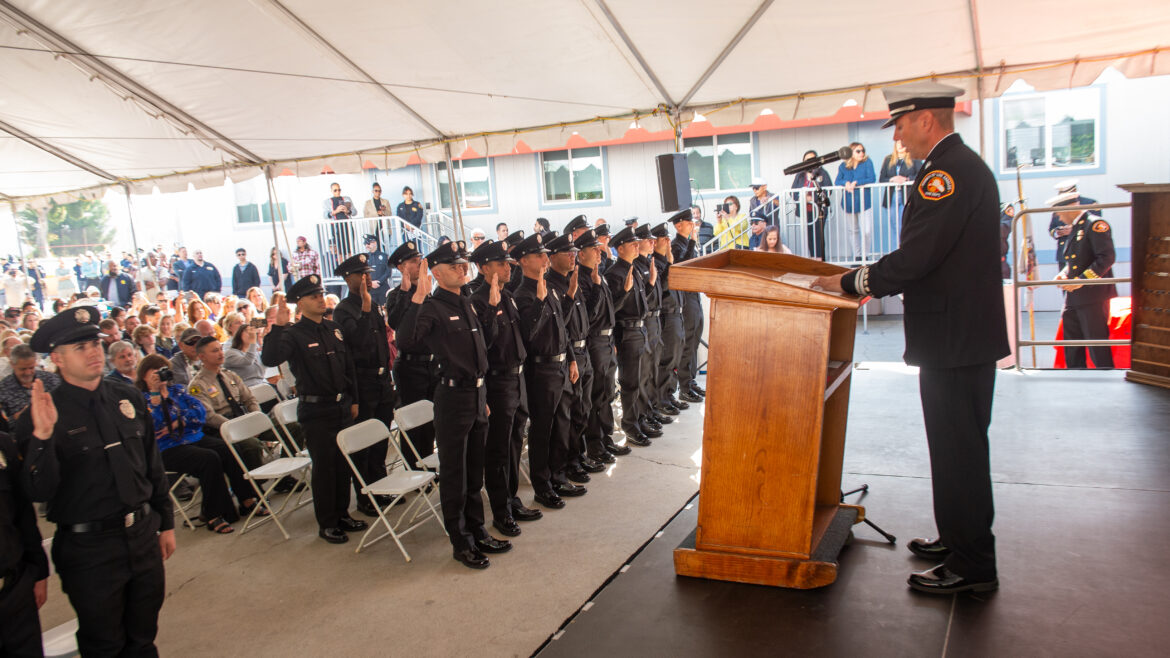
[853, 148, 865, 153]
[182, 338, 200, 346]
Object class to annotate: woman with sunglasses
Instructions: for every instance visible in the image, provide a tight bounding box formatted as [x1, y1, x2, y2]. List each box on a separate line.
[835, 142, 876, 262]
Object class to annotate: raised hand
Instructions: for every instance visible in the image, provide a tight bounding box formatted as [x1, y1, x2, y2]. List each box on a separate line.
[360, 274, 372, 312]
[590, 263, 601, 285]
[31, 379, 58, 440]
[536, 266, 548, 301]
[568, 266, 579, 299]
[399, 271, 412, 292]
[275, 296, 291, 325]
[412, 259, 432, 303]
[648, 261, 657, 287]
[488, 271, 501, 307]
[624, 263, 634, 291]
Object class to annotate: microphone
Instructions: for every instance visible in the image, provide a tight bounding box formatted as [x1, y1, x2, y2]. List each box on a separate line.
[783, 146, 853, 176]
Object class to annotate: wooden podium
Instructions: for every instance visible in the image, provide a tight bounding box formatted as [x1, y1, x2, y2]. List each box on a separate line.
[670, 249, 866, 589]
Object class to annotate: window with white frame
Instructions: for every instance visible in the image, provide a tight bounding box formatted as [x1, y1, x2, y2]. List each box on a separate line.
[235, 202, 285, 225]
[1000, 87, 1100, 173]
[541, 147, 605, 202]
[683, 132, 753, 191]
[437, 158, 492, 210]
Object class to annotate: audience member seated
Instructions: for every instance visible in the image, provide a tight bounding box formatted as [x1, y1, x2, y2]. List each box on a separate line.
[754, 226, 792, 254]
[219, 312, 245, 343]
[189, 338, 280, 451]
[105, 340, 139, 385]
[157, 314, 178, 354]
[133, 324, 172, 359]
[170, 328, 202, 387]
[0, 344, 62, 428]
[98, 319, 120, 353]
[0, 335, 24, 380]
[224, 323, 269, 391]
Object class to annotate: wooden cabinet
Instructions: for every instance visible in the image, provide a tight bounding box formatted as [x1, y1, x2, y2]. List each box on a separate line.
[1122, 184, 1170, 389]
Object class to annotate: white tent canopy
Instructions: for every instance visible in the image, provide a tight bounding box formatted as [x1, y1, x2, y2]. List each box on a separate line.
[2, 0, 1168, 203]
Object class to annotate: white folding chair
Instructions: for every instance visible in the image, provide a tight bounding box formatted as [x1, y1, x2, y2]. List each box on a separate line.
[271, 398, 307, 458]
[393, 400, 440, 473]
[249, 382, 281, 406]
[220, 412, 312, 539]
[166, 471, 202, 531]
[338, 419, 445, 561]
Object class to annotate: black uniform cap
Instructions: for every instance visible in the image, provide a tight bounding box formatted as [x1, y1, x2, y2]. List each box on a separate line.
[425, 240, 469, 266]
[594, 224, 611, 237]
[650, 222, 670, 239]
[504, 230, 525, 248]
[387, 240, 421, 267]
[622, 216, 638, 226]
[634, 224, 652, 240]
[363, 234, 378, 244]
[573, 229, 600, 250]
[563, 214, 589, 234]
[512, 232, 551, 258]
[287, 274, 325, 303]
[610, 226, 638, 248]
[334, 252, 375, 277]
[469, 239, 514, 265]
[545, 233, 579, 254]
[667, 208, 692, 224]
[30, 305, 103, 352]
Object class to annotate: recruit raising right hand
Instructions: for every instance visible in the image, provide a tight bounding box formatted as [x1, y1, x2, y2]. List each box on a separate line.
[31, 379, 58, 440]
[275, 297, 291, 326]
[412, 259, 432, 303]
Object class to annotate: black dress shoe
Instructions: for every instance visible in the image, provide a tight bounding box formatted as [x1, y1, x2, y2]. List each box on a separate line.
[454, 549, 490, 569]
[493, 517, 521, 537]
[651, 412, 673, 425]
[605, 442, 632, 456]
[641, 417, 662, 431]
[566, 467, 591, 483]
[656, 404, 680, 416]
[908, 537, 952, 560]
[319, 527, 349, 544]
[669, 397, 690, 410]
[907, 564, 998, 594]
[590, 451, 616, 464]
[355, 500, 378, 517]
[475, 536, 513, 554]
[641, 426, 663, 438]
[553, 482, 587, 497]
[338, 516, 369, 532]
[625, 432, 652, 447]
[511, 504, 544, 521]
[533, 491, 566, 509]
[690, 382, 706, 395]
[679, 390, 704, 403]
[581, 456, 607, 472]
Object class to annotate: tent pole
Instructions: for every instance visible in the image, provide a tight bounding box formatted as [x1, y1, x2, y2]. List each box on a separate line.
[122, 185, 144, 291]
[9, 199, 27, 268]
[673, 109, 683, 152]
[444, 142, 466, 242]
[967, 0, 987, 157]
[263, 167, 287, 292]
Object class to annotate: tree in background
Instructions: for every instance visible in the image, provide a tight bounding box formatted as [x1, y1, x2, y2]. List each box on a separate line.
[17, 199, 115, 257]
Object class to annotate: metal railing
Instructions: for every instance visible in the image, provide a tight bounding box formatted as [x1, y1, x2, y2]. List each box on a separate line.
[311, 213, 438, 286]
[1010, 202, 1132, 369]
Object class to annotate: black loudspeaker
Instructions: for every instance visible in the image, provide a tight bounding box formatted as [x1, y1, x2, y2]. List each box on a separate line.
[655, 153, 693, 213]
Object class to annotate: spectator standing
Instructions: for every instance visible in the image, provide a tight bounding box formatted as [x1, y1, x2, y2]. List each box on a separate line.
[396, 186, 424, 229]
[170, 247, 192, 292]
[836, 142, 877, 262]
[72, 256, 84, 291]
[877, 140, 922, 253]
[363, 182, 391, 218]
[268, 247, 290, 292]
[231, 248, 260, 297]
[713, 195, 749, 250]
[139, 253, 161, 301]
[56, 258, 79, 299]
[289, 236, 321, 285]
[692, 205, 715, 250]
[790, 150, 834, 261]
[80, 252, 101, 289]
[323, 182, 356, 259]
[999, 203, 1015, 280]
[363, 235, 392, 306]
[747, 178, 781, 226]
[3, 268, 30, 308]
[182, 250, 221, 298]
[495, 222, 510, 241]
[99, 261, 136, 308]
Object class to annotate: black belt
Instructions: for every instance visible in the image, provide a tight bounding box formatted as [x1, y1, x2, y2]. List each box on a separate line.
[616, 320, 643, 328]
[488, 365, 523, 376]
[399, 353, 435, 362]
[531, 354, 566, 363]
[441, 376, 484, 388]
[300, 393, 346, 403]
[571, 340, 586, 349]
[356, 366, 388, 376]
[647, 310, 661, 317]
[593, 328, 613, 337]
[59, 504, 151, 534]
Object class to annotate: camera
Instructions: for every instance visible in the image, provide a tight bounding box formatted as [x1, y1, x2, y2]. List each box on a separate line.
[158, 367, 174, 383]
[715, 202, 730, 215]
[250, 317, 267, 328]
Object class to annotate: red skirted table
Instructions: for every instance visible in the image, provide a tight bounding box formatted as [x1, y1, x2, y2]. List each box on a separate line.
[1054, 296, 1132, 368]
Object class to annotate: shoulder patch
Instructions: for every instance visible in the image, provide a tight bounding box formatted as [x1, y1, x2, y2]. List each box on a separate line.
[918, 171, 955, 201]
[1092, 220, 1110, 233]
[189, 384, 202, 396]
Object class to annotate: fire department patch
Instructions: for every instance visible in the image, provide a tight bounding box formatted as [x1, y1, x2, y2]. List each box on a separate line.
[918, 171, 955, 201]
[1092, 220, 1110, 233]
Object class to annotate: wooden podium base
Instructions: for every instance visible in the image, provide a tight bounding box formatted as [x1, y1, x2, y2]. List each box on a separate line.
[673, 505, 860, 589]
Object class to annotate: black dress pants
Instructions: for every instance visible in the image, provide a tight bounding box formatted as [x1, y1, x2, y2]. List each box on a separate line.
[52, 515, 165, 657]
[658, 311, 684, 404]
[353, 382, 394, 492]
[524, 360, 569, 494]
[1062, 300, 1114, 368]
[160, 440, 239, 523]
[299, 400, 353, 529]
[679, 293, 703, 387]
[586, 338, 616, 455]
[507, 378, 530, 508]
[433, 384, 488, 552]
[918, 363, 998, 582]
[0, 563, 42, 657]
[566, 347, 593, 469]
[484, 372, 522, 521]
[806, 215, 827, 260]
[393, 359, 438, 467]
[640, 316, 662, 418]
[615, 327, 646, 436]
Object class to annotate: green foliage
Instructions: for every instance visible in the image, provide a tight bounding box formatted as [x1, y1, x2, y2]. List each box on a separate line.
[17, 199, 114, 257]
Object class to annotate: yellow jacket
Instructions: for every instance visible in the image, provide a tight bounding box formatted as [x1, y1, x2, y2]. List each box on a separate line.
[714, 213, 750, 250]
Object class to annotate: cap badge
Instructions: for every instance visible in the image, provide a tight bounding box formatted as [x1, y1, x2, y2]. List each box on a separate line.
[407, 242, 416, 250]
[74, 308, 88, 323]
[119, 399, 136, 419]
[359, 254, 367, 262]
[309, 275, 318, 284]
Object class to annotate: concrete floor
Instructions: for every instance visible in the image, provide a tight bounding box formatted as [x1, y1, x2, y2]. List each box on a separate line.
[34, 311, 1159, 657]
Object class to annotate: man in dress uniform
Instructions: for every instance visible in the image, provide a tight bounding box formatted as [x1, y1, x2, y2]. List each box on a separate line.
[605, 226, 657, 446]
[633, 225, 672, 433]
[1051, 192, 1117, 368]
[1047, 179, 1097, 257]
[18, 306, 176, 655]
[505, 230, 527, 292]
[396, 242, 512, 569]
[652, 219, 686, 417]
[672, 212, 705, 404]
[262, 275, 368, 544]
[333, 253, 397, 516]
[563, 214, 590, 241]
[1, 430, 49, 655]
[363, 235, 392, 306]
[594, 221, 614, 275]
[814, 81, 1008, 594]
[576, 229, 629, 463]
[546, 233, 603, 485]
[385, 240, 439, 468]
[512, 233, 581, 509]
[469, 240, 537, 537]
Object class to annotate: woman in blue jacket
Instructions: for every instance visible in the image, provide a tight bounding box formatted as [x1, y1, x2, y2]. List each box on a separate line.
[835, 142, 876, 262]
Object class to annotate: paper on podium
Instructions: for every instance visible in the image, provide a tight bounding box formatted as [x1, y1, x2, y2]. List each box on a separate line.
[776, 272, 822, 290]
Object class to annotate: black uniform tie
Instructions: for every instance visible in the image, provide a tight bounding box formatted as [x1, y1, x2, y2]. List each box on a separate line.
[89, 396, 141, 508]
